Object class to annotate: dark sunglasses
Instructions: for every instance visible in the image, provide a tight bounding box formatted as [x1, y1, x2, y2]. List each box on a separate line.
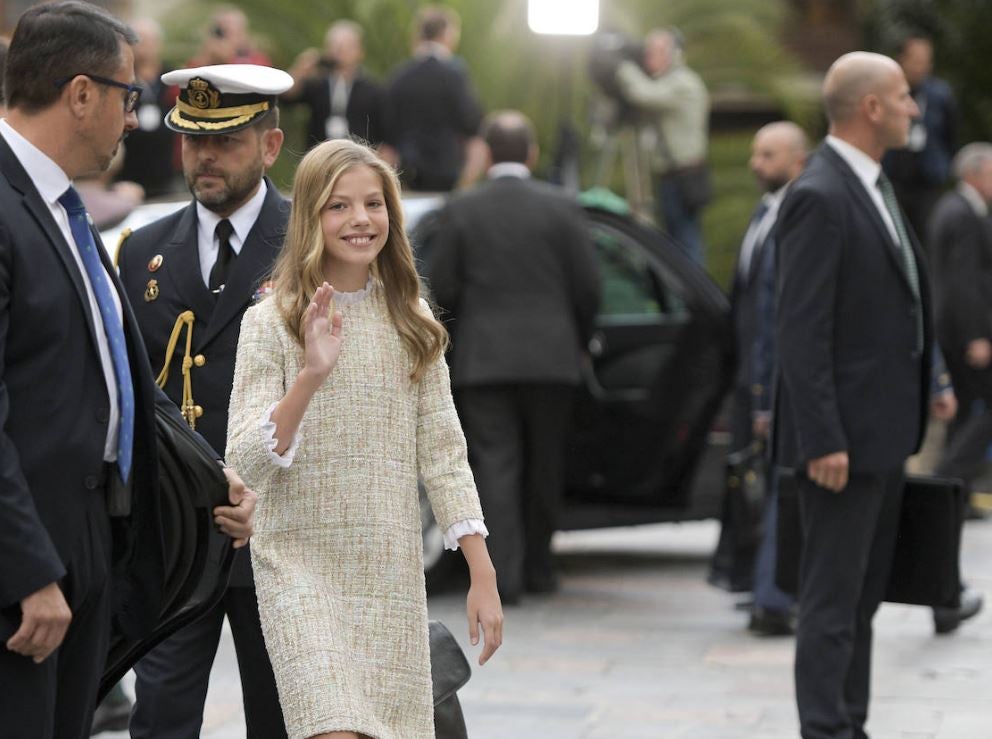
[54, 73, 143, 113]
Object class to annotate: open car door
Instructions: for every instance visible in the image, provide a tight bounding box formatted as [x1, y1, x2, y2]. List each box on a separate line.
[562, 206, 733, 525]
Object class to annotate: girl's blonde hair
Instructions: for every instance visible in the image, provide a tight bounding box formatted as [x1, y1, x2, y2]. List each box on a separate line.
[271, 139, 448, 382]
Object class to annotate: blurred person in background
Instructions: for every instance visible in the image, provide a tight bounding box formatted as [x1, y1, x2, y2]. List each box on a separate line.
[926, 142, 992, 634]
[425, 111, 600, 603]
[283, 19, 386, 149]
[614, 28, 711, 266]
[710, 122, 807, 632]
[383, 5, 484, 192]
[882, 33, 957, 243]
[115, 18, 181, 198]
[188, 5, 272, 68]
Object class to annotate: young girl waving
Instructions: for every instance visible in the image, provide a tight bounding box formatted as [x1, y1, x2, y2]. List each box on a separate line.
[226, 139, 503, 739]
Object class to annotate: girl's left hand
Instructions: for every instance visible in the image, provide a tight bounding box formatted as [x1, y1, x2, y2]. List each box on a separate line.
[466, 574, 504, 665]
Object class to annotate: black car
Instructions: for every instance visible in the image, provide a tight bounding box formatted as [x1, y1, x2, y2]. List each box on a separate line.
[411, 195, 733, 578]
[98, 192, 733, 696]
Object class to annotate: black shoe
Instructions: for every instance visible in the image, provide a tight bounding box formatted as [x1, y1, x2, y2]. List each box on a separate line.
[933, 588, 984, 635]
[748, 607, 795, 637]
[90, 684, 132, 735]
[734, 598, 755, 612]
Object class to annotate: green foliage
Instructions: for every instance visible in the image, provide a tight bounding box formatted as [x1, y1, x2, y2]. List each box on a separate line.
[157, 1, 812, 283]
[704, 132, 760, 292]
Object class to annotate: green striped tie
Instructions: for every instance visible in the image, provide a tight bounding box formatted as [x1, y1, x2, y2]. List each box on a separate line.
[876, 172, 923, 351]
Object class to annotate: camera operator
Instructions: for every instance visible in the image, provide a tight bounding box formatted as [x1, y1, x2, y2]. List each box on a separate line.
[282, 20, 386, 149]
[614, 28, 711, 265]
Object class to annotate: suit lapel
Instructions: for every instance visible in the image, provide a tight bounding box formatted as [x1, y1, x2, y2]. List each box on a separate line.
[160, 204, 216, 327]
[820, 144, 917, 296]
[195, 183, 288, 351]
[0, 137, 103, 356]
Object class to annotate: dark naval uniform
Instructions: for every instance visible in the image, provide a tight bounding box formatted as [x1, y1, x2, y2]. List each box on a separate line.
[117, 178, 290, 737]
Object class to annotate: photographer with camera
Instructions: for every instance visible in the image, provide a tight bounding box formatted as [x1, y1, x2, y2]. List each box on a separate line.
[614, 28, 711, 265]
[282, 20, 386, 149]
[188, 6, 272, 67]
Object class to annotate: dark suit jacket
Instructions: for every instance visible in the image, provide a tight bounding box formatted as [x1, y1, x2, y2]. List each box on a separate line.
[774, 143, 932, 474]
[384, 55, 483, 191]
[425, 175, 600, 387]
[882, 75, 957, 188]
[0, 136, 211, 641]
[730, 210, 777, 412]
[118, 180, 289, 586]
[927, 188, 992, 404]
[283, 71, 386, 148]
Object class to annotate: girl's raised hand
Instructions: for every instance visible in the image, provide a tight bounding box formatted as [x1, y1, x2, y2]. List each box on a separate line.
[302, 282, 343, 381]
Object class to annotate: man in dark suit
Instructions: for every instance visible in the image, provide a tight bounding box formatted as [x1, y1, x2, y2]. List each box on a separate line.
[0, 4, 254, 737]
[282, 20, 386, 149]
[882, 34, 957, 241]
[776, 52, 931, 739]
[927, 142, 992, 633]
[117, 64, 290, 738]
[711, 122, 807, 631]
[383, 5, 484, 192]
[425, 110, 600, 603]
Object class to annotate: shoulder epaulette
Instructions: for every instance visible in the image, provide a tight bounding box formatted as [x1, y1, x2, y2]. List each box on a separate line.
[113, 227, 133, 269]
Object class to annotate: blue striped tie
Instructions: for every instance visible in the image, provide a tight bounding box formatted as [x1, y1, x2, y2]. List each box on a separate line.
[58, 186, 134, 484]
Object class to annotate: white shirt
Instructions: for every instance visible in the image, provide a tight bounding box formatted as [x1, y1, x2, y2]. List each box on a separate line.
[0, 119, 122, 462]
[958, 181, 989, 217]
[825, 135, 900, 245]
[738, 185, 788, 279]
[487, 162, 531, 180]
[196, 179, 268, 287]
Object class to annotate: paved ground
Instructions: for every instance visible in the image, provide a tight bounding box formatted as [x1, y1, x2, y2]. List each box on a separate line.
[99, 515, 992, 738]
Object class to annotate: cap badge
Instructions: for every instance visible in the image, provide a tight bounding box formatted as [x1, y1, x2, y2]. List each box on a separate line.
[188, 78, 221, 110]
[144, 279, 160, 302]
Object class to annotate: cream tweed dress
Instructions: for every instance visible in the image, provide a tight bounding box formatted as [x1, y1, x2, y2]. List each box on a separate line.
[226, 284, 483, 739]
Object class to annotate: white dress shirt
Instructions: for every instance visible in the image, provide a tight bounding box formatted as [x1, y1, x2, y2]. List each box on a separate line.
[0, 119, 123, 462]
[825, 135, 900, 245]
[738, 185, 787, 279]
[958, 181, 989, 217]
[487, 161, 531, 180]
[196, 179, 268, 287]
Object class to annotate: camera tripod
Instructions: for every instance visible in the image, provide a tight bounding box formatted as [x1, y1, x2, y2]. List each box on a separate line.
[590, 121, 657, 222]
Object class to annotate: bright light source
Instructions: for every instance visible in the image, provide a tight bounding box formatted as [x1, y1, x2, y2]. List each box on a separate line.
[527, 0, 599, 36]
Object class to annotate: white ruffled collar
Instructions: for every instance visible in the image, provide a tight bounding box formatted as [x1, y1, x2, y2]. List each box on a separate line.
[334, 275, 376, 307]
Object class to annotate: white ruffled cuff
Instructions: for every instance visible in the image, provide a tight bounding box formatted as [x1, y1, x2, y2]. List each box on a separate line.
[442, 518, 489, 551]
[260, 402, 301, 468]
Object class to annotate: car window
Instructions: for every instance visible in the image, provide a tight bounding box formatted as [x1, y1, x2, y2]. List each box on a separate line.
[592, 225, 688, 319]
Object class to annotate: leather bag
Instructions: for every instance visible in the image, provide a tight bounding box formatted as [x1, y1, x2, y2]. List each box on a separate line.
[100, 405, 233, 700]
[430, 620, 472, 739]
[775, 471, 964, 608]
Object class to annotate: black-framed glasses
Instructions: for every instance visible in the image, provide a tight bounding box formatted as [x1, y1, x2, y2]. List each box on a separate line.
[54, 73, 143, 113]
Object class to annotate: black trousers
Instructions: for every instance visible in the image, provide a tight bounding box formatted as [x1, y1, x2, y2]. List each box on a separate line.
[0, 482, 113, 739]
[455, 383, 574, 601]
[795, 469, 904, 739]
[130, 580, 286, 739]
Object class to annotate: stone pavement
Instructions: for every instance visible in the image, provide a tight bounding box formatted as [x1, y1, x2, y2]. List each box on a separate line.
[99, 516, 992, 738]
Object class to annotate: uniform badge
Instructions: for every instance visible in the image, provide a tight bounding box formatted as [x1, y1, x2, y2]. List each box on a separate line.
[148, 254, 163, 272]
[144, 279, 160, 302]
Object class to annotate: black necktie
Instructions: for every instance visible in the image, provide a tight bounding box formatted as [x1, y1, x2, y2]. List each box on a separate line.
[209, 219, 235, 295]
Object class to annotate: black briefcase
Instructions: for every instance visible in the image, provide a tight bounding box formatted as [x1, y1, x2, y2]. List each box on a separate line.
[776, 472, 964, 608]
